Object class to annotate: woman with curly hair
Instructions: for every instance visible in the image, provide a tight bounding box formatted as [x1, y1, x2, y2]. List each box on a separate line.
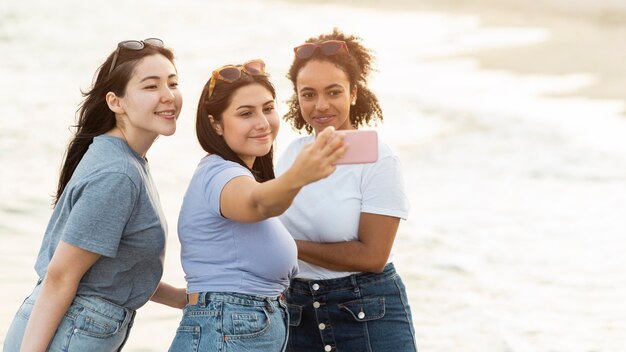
[278, 29, 418, 352]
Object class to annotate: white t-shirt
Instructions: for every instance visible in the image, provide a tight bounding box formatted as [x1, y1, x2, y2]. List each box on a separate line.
[276, 135, 410, 280]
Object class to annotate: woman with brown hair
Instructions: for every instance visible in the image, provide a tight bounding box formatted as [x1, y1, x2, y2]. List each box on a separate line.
[169, 59, 345, 352]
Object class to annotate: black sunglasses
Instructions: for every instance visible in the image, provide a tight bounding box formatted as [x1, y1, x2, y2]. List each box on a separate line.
[108, 38, 164, 76]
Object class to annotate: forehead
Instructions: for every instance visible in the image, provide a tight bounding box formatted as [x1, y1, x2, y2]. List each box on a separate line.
[296, 60, 350, 88]
[226, 83, 274, 108]
[129, 54, 177, 81]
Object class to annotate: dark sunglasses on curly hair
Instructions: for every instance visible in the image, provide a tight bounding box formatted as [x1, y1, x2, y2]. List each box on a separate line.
[208, 59, 266, 98]
[108, 38, 164, 76]
[293, 40, 349, 59]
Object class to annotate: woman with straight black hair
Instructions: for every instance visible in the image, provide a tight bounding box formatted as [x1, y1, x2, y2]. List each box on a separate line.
[4, 38, 186, 351]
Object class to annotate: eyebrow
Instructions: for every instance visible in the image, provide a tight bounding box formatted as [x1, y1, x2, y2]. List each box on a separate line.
[299, 84, 344, 92]
[236, 100, 275, 110]
[139, 73, 178, 83]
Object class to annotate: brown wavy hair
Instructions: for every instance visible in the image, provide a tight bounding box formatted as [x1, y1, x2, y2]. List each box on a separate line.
[285, 28, 383, 134]
[196, 70, 277, 183]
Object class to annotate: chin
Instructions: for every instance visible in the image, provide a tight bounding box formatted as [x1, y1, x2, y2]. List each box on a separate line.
[160, 127, 177, 137]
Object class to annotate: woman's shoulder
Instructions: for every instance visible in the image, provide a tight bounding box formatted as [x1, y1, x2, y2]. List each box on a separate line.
[76, 136, 143, 181]
[285, 135, 314, 151]
[197, 154, 252, 178]
[375, 136, 399, 160]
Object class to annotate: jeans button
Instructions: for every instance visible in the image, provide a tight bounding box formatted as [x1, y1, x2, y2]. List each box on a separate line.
[312, 283, 320, 291]
[324, 345, 332, 351]
[313, 301, 321, 308]
[358, 311, 365, 319]
[318, 323, 326, 330]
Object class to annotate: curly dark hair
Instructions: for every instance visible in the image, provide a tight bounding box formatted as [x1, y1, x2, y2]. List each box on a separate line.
[285, 28, 383, 134]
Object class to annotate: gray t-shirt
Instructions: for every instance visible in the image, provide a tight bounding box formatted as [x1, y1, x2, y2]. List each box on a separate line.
[35, 135, 167, 310]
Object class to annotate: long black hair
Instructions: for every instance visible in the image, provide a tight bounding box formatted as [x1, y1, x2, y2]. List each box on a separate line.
[54, 42, 175, 205]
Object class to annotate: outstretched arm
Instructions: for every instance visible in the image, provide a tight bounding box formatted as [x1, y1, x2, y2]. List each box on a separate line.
[221, 127, 345, 223]
[296, 213, 400, 273]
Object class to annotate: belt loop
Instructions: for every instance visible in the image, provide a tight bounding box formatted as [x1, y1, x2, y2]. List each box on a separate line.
[265, 298, 275, 313]
[199, 292, 206, 308]
[351, 274, 360, 293]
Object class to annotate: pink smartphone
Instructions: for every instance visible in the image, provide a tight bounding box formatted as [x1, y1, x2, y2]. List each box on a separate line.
[335, 130, 378, 164]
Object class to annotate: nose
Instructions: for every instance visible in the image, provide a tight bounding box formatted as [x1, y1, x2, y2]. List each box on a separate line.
[160, 86, 176, 102]
[315, 95, 329, 111]
[255, 113, 270, 130]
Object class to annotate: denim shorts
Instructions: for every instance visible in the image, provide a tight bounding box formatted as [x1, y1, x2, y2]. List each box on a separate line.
[168, 291, 289, 352]
[3, 280, 136, 352]
[286, 263, 418, 352]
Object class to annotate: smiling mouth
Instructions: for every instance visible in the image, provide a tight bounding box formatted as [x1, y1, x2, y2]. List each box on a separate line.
[156, 110, 177, 119]
[251, 132, 272, 139]
[313, 115, 334, 123]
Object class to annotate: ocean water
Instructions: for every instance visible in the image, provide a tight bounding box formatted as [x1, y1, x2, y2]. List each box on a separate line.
[1, 0, 625, 351]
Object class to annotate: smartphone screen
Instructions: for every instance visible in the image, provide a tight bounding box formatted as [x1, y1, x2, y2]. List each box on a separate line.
[335, 130, 378, 164]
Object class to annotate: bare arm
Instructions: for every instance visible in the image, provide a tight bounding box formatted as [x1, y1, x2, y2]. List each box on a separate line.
[150, 281, 187, 309]
[220, 127, 346, 223]
[296, 213, 400, 273]
[20, 241, 100, 352]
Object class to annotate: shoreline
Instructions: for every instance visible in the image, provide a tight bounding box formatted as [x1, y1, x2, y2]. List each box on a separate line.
[289, 0, 626, 112]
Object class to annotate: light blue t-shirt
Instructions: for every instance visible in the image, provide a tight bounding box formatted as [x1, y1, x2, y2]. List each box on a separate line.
[178, 154, 298, 297]
[34, 135, 167, 310]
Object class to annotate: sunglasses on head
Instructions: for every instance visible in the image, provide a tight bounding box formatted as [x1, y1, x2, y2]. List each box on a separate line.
[208, 59, 267, 98]
[293, 40, 349, 59]
[108, 38, 164, 76]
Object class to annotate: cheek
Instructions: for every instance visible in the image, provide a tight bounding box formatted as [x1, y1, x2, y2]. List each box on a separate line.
[299, 101, 313, 117]
[268, 113, 280, 131]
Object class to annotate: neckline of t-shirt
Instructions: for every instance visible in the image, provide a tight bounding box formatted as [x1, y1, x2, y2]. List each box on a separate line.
[96, 135, 147, 164]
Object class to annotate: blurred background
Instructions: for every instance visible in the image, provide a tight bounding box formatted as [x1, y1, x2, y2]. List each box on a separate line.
[1, 0, 625, 351]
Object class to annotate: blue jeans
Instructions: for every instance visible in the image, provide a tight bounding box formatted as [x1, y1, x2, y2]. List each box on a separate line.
[286, 263, 418, 352]
[3, 280, 136, 352]
[169, 292, 289, 352]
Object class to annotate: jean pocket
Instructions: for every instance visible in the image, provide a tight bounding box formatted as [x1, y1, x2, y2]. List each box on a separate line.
[286, 303, 303, 327]
[225, 306, 271, 339]
[169, 325, 200, 352]
[74, 307, 121, 338]
[338, 297, 385, 322]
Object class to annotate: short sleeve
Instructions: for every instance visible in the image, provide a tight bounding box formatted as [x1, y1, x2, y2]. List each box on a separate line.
[361, 154, 410, 220]
[61, 172, 138, 257]
[202, 159, 253, 215]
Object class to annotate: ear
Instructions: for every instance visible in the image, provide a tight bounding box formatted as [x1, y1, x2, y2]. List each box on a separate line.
[106, 92, 125, 114]
[208, 115, 223, 135]
[350, 86, 358, 106]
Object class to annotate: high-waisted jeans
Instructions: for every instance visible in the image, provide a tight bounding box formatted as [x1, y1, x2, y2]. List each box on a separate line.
[3, 280, 136, 352]
[169, 292, 289, 352]
[286, 263, 418, 352]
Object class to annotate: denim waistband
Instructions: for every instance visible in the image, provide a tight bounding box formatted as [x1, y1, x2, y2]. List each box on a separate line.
[32, 278, 135, 325]
[290, 263, 397, 295]
[195, 291, 283, 307]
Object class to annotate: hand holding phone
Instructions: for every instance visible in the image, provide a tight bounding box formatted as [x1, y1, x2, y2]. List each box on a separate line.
[335, 130, 378, 164]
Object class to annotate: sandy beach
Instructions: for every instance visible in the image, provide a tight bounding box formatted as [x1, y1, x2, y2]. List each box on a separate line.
[1, 0, 625, 351]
